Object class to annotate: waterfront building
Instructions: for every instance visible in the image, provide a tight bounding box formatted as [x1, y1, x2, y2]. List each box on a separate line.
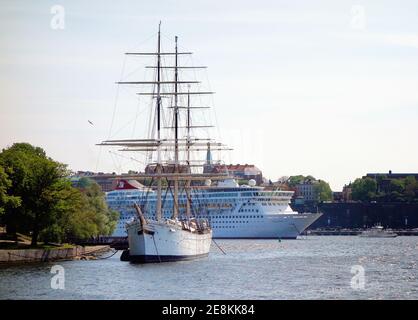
[202, 145, 263, 185]
[342, 184, 352, 201]
[294, 180, 318, 202]
[365, 171, 418, 194]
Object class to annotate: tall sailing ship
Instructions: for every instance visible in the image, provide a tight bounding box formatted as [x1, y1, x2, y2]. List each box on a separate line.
[101, 24, 323, 249]
[98, 24, 230, 262]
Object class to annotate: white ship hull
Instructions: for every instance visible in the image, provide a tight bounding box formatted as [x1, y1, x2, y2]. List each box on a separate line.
[212, 212, 322, 239]
[125, 220, 212, 263]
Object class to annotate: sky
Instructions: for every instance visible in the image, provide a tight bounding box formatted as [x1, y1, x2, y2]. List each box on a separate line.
[1, 0, 418, 191]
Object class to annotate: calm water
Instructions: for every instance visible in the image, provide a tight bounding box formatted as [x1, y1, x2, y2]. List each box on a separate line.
[1, 236, 417, 300]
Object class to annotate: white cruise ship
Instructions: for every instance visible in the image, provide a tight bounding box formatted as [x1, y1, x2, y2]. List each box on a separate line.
[107, 178, 322, 239]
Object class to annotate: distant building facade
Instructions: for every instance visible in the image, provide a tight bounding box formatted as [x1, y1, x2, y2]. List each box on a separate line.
[342, 184, 352, 202]
[294, 180, 318, 202]
[203, 144, 263, 185]
[332, 192, 343, 202]
[211, 164, 263, 185]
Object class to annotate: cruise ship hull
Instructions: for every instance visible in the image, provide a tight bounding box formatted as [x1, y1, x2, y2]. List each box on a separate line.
[212, 213, 323, 239]
[125, 220, 212, 263]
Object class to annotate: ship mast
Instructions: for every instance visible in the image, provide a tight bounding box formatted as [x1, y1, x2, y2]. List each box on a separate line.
[185, 85, 191, 216]
[173, 36, 179, 219]
[187, 86, 191, 164]
[156, 22, 162, 221]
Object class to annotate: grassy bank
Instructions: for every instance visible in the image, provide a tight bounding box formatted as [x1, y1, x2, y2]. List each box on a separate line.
[0, 231, 75, 250]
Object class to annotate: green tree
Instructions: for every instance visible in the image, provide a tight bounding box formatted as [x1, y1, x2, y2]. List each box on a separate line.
[387, 179, 405, 202]
[404, 176, 418, 202]
[76, 176, 92, 189]
[287, 175, 315, 187]
[38, 179, 88, 243]
[351, 177, 377, 201]
[315, 180, 333, 201]
[0, 143, 69, 245]
[39, 179, 116, 243]
[81, 179, 119, 237]
[0, 166, 21, 216]
[0, 143, 119, 245]
[39, 178, 118, 243]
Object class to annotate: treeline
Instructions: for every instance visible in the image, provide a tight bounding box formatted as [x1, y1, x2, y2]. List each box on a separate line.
[286, 175, 333, 202]
[0, 143, 118, 246]
[351, 176, 418, 203]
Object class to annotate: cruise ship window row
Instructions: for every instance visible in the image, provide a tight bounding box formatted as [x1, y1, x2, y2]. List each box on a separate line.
[212, 220, 251, 226]
[238, 209, 259, 213]
[212, 225, 241, 228]
[209, 215, 262, 219]
[261, 202, 286, 206]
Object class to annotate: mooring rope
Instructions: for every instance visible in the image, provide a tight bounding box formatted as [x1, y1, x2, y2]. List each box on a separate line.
[93, 249, 119, 260]
[151, 235, 162, 263]
[211, 239, 226, 255]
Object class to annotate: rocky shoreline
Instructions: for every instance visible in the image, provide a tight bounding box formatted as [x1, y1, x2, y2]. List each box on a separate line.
[0, 245, 112, 264]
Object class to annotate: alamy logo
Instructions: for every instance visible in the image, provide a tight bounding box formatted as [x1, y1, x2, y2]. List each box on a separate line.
[350, 265, 365, 290]
[50, 265, 65, 290]
[50, 5, 65, 30]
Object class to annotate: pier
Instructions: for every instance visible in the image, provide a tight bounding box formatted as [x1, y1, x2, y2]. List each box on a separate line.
[307, 228, 418, 236]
